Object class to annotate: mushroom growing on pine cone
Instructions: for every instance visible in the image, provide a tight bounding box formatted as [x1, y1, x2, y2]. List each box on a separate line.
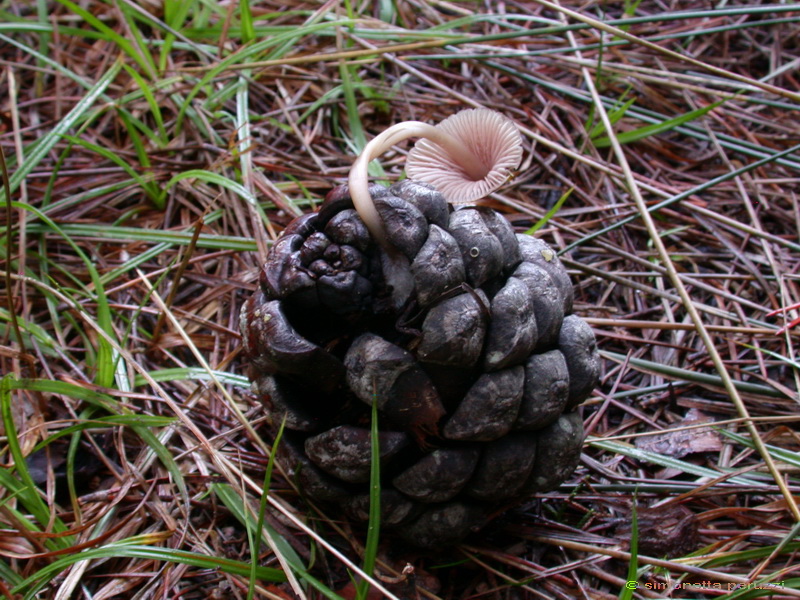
[240, 109, 600, 548]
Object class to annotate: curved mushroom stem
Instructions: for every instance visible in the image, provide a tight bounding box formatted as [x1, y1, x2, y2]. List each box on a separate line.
[348, 121, 488, 248]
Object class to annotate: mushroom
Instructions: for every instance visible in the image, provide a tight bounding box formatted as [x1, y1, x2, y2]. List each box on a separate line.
[406, 109, 523, 204]
[347, 108, 523, 248]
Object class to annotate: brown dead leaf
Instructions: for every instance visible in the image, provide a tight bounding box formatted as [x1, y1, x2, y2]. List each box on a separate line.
[635, 409, 722, 458]
[617, 504, 699, 558]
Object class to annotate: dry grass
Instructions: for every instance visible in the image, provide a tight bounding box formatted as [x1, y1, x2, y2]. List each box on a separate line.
[1, 1, 800, 598]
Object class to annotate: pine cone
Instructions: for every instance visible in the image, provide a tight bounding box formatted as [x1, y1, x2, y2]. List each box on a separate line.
[240, 181, 599, 547]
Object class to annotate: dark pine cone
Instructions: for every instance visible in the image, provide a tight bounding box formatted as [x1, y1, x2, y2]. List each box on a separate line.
[240, 180, 600, 548]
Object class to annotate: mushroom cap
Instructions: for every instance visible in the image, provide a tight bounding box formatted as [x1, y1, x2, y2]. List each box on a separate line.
[406, 109, 523, 204]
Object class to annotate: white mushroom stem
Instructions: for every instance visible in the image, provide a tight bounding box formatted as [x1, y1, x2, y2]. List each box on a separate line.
[348, 121, 488, 246]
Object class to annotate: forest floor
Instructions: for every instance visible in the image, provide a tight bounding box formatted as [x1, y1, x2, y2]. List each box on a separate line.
[1, 1, 800, 598]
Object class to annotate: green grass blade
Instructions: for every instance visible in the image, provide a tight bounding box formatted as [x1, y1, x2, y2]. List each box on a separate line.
[175, 19, 353, 132]
[0, 308, 59, 356]
[132, 424, 189, 505]
[5, 378, 121, 413]
[720, 430, 800, 470]
[738, 342, 800, 372]
[13, 202, 118, 388]
[0, 60, 121, 202]
[65, 418, 84, 516]
[248, 419, 285, 600]
[115, 0, 158, 76]
[100, 242, 175, 286]
[0, 479, 63, 548]
[525, 188, 573, 234]
[0, 558, 23, 587]
[23, 222, 259, 251]
[61, 134, 158, 202]
[121, 64, 168, 143]
[239, 0, 255, 44]
[133, 368, 250, 388]
[33, 415, 177, 452]
[601, 350, 786, 398]
[561, 141, 800, 254]
[115, 106, 162, 148]
[618, 500, 638, 600]
[0, 375, 73, 549]
[357, 397, 381, 600]
[33, 0, 50, 95]
[587, 96, 635, 139]
[54, 0, 154, 77]
[703, 523, 800, 599]
[213, 480, 344, 599]
[589, 439, 767, 486]
[160, 0, 196, 71]
[12, 541, 286, 598]
[339, 61, 367, 155]
[592, 100, 725, 148]
[159, 169, 259, 208]
[698, 540, 800, 569]
[6, 378, 187, 502]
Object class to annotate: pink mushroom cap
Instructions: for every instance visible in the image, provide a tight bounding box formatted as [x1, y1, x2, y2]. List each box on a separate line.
[406, 108, 523, 203]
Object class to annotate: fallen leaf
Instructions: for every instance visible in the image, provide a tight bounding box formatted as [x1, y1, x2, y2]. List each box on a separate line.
[635, 409, 721, 458]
